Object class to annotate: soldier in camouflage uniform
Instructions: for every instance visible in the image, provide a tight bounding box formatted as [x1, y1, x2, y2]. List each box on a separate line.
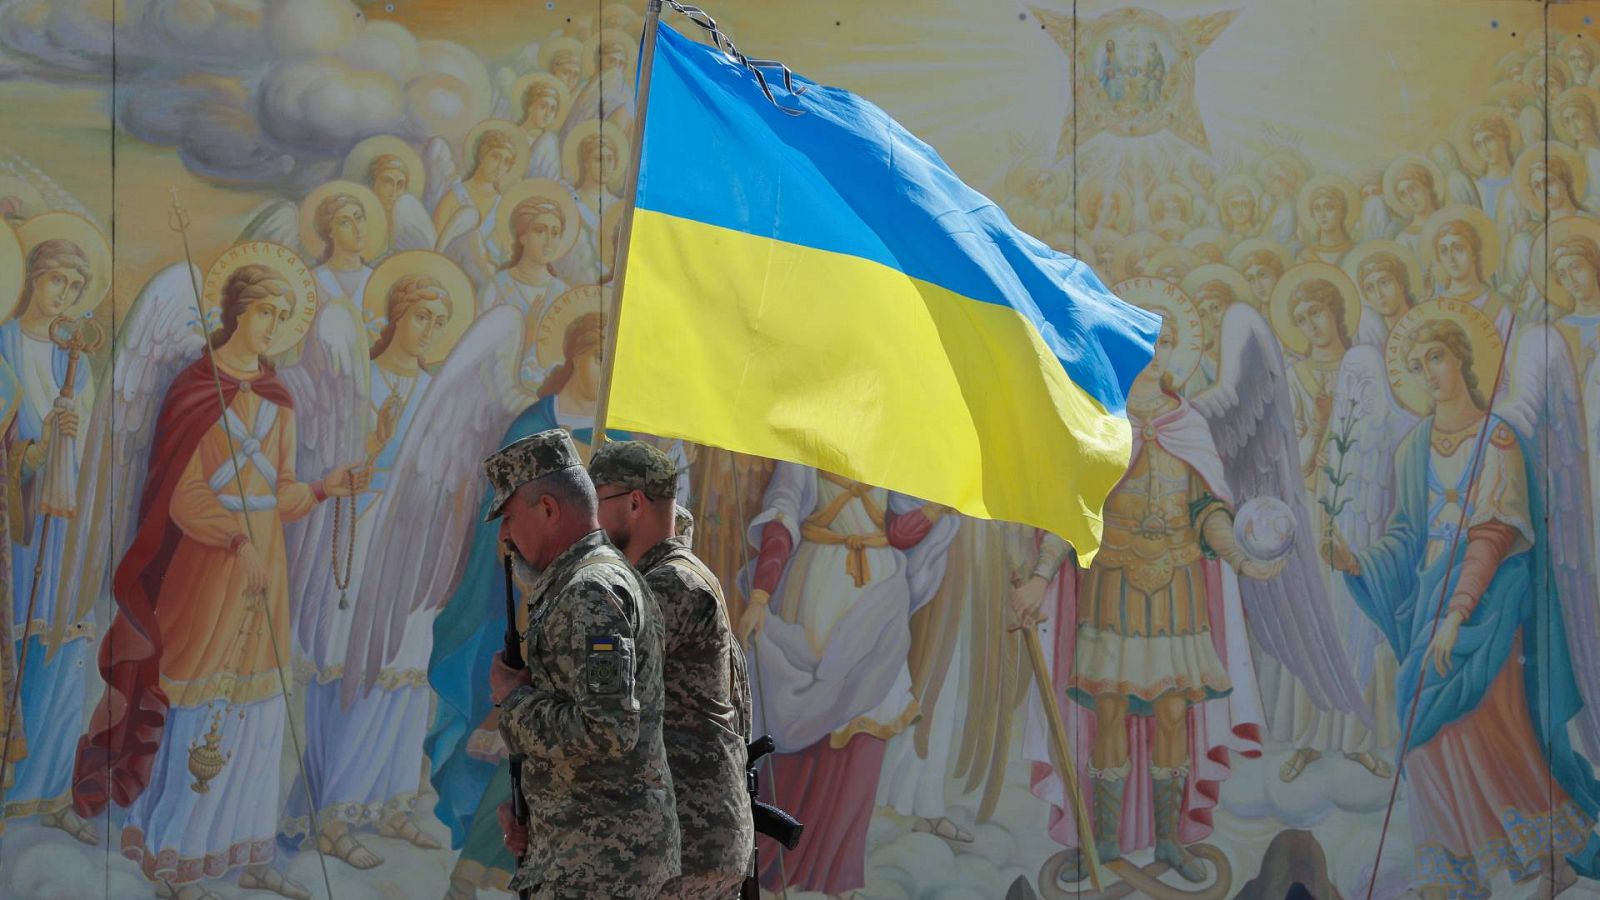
[484, 429, 681, 898]
[590, 441, 755, 899]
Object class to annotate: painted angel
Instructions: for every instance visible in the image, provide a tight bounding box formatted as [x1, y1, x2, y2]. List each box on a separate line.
[1324, 302, 1600, 899]
[424, 123, 527, 291]
[71, 252, 368, 900]
[279, 253, 473, 866]
[1017, 288, 1370, 889]
[336, 295, 614, 894]
[1267, 270, 1415, 783]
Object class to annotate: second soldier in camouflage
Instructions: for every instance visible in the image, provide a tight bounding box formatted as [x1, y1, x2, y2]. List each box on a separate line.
[590, 441, 756, 899]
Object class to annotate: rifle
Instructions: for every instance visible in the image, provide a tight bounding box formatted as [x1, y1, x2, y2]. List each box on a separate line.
[741, 735, 803, 899]
[503, 553, 532, 900]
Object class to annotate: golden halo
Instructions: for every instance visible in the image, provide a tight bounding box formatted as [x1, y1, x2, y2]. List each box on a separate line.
[582, 28, 638, 80]
[1296, 173, 1359, 238]
[539, 36, 585, 82]
[0, 223, 23, 323]
[0, 177, 45, 221]
[1526, 55, 1575, 93]
[1082, 226, 1126, 278]
[1420, 204, 1501, 283]
[1552, 86, 1600, 145]
[1112, 231, 1167, 283]
[1486, 82, 1537, 115]
[1181, 263, 1253, 312]
[1385, 299, 1504, 417]
[1269, 262, 1362, 358]
[510, 72, 574, 133]
[1077, 179, 1133, 234]
[1493, 50, 1529, 84]
[562, 118, 630, 193]
[599, 201, 626, 272]
[1381, 156, 1445, 219]
[1453, 106, 1522, 176]
[1181, 227, 1233, 264]
[1561, 35, 1598, 70]
[298, 180, 389, 264]
[1343, 239, 1425, 308]
[1145, 246, 1201, 282]
[1113, 276, 1202, 384]
[1590, 66, 1600, 91]
[1212, 174, 1262, 229]
[16, 212, 110, 317]
[535, 283, 607, 371]
[601, 2, 643, 32]
[1147, 183, 1194, 220]
[1227, 237, 1293, 277]
[1513, 142, 1591, 218]
[493, 178, 581, 264]
[462, 119, 530, 192]
[362, 250, 475, 366]
[341, 136, 425, 198]
[202, 241, 318, 357]
[1530, 216, 1600, 312]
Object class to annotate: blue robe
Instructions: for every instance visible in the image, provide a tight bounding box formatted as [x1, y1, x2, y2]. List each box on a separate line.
[0, 321, 92, 820]
[425, 396, 624, 860]
[1345, 415, 1600, 878]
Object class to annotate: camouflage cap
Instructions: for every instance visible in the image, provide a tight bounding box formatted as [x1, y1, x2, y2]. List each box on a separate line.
[483, 428, 583, 521]
[588, 440, 678, 500]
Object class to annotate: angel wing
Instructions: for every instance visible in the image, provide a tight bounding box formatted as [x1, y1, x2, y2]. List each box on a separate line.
[0, 149, 95, 221]
[235, 197, 304, 257]
[437, 206, 495, 289]
[421, 136, 458, 214]
[280, 299, 371, 664]
[1190, 303, 1372, 720]
[390, 192, 438, 253]
[1361, 191, 1397, 242]
[338, 305, 531, 706]
[1496, 325, 1600, 757]
[1332, 346, 1418, 552]
[51, 263, 206, 650]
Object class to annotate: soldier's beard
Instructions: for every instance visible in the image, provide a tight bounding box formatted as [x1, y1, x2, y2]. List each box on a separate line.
[509, 553, 542, 592]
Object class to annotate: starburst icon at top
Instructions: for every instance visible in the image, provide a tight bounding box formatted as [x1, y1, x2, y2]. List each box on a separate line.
[1031, 5, 1239, 157]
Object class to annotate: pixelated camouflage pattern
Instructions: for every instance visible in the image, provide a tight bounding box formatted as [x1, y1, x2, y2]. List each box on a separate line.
[636, 536, 755, 882]
[499, 530, 681, 895]
[483, 428, 582, 521]
[588, 439, 680, 500]
[657, 870, 748, 899]
[674, 504, 695, 547]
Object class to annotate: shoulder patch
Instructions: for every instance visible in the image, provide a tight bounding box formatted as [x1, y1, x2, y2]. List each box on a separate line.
[1490, 422, 1515, 449]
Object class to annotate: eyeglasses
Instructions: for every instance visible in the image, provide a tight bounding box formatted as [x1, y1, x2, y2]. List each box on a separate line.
[596, 490, 633, 503]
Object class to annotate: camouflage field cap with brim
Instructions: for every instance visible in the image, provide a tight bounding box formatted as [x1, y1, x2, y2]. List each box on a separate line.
[587, 440, 679, 500]
[483, 428, 583, 521]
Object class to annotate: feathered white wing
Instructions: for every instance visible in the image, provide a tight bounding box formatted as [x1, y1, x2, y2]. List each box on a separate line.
[52, 263, 206, 647]
[1497, 325, 1600, 757]
[1331, 346, 1417, 552]
[391, 193, 438, 253]
[338, 305, 531, 707]
[1444, 170, 1481, 210]
[1361, 193, 1397, 242]
[421, 136, 458, 214]
[235, 198, 304, 257]
[1191, 303, 1372, 721]
[1329, 346, 1417, 680]
[280, 299, 371, 663]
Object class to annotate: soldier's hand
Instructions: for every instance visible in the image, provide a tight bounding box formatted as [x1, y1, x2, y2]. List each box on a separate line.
[490, 651, 532, 705]
[497, 801, 528, 857]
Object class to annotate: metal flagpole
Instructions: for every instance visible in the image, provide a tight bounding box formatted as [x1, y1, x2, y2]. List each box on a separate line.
[590, 0, 665, 449]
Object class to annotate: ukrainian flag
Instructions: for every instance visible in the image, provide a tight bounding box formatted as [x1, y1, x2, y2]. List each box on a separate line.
[608, 21, 1159, 562]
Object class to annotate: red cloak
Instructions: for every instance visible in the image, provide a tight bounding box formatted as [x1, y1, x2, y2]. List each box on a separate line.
[71, 355, 293, 816]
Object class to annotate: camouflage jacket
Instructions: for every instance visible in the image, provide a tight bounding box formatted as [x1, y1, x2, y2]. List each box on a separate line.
[637, 537, 755, 879]
[499, 530, 681, 894]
